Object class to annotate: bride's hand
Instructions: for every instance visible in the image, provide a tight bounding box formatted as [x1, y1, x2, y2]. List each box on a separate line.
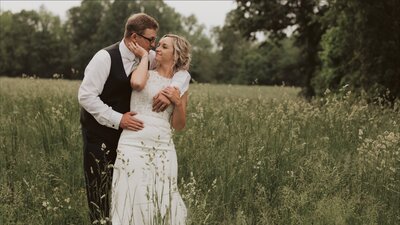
[161, 87, 181, 106]
[128, 41, 148, 59]
[152, 93, 171, 112]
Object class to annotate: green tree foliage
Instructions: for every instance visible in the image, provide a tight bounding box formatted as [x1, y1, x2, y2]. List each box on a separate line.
[213, 11, 302, 86]
[239, 38, 302, 86]
[1, 0, 399, 96]
[65, 0, 214, 81]
[314, 0, 400, 100]
[232, 0, 400, 99]
[181, 15, 217, 83]
[137, 2, 217, 83]
[232, 0, 329, 97]
[66, 0, 107, 78]
[213, 12, 252, 84]
[140, 0, 184, 36]
[0, 0, 214, 80]
[138, 1, 218, 82]
[94, 0, 135, 46]
[0, 7, 70, 78]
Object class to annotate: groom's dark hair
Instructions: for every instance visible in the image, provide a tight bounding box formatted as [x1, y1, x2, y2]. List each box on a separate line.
[124, 13, 159, 38]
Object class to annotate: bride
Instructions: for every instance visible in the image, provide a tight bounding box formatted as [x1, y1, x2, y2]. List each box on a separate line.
[110, 34, 190, 225]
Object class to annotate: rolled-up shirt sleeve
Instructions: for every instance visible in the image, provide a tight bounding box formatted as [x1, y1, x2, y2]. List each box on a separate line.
[170, 70, 191, 96]
[78, 50, 122, 130]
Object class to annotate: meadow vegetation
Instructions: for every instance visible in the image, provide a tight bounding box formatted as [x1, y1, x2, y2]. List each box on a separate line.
[0, 77, 399, 224]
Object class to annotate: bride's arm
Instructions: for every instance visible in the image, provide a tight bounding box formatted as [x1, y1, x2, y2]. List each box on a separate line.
[128, 42, 149, 91]
[161, 87, 188, 131]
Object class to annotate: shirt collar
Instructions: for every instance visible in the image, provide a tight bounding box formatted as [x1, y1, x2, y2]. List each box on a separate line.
[119, 39, 139, 62]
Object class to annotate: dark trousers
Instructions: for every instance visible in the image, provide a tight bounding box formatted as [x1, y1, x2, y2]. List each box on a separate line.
[82, 127, 118, 224]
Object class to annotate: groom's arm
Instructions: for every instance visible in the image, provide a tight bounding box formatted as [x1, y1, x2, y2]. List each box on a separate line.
[78, 49, 144, 131]
[78, 50, 123, 130]
[148, 50, 191, 112]
[169, 70, 191, 96]
[152, 70, 190, 112]
[150, 50, 191, 95]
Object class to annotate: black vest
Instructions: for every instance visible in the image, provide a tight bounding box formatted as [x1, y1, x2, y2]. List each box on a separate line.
[80, 42, 132, 143]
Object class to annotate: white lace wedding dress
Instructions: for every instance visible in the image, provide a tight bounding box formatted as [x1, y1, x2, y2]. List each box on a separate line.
[111, 70, 187, 225]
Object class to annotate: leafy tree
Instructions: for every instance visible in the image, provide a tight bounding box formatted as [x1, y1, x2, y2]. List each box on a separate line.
[315, 0, 400, 100]
[140, 0, 184, 36]
[0, 11, 17, 76]
[0, 10, 39, 76]
[94, 0, 136, 46]
[0, 0, 224, 82]
[232, 0, 400, 100]
[66, 0, 106, 78]
[239, 38, 301, 86]
[181, 15, 217, 82]
[31, 7, 71, 78]
[213, 10, 302, 86]
[0, 8, 70, 78]
[213, 11, 252, 83]
[65, 0, 206, 79]
[137, 1, 217, 82]
[232, 0, 329, 97]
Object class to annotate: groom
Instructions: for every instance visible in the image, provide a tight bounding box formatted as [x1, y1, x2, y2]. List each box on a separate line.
[78, 13, 190, 223]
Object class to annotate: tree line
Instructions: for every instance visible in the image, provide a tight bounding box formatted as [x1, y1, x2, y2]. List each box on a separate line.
[0, 0, 399, 99]
[232, 0, 400, 100]
[0, 0, 305, 85]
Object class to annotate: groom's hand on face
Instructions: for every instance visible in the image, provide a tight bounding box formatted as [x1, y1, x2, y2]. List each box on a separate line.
[119, 112, 144, 131]
[153, 93, 171, 112]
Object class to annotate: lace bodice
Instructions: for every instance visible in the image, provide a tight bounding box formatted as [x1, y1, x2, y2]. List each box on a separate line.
[130, 70, 173, 121]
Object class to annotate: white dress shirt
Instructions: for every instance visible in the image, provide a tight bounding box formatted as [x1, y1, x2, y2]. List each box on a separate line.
[78, 40, 190, 130]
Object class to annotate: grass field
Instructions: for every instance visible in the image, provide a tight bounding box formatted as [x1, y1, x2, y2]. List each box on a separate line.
[0, 77, 399, 225]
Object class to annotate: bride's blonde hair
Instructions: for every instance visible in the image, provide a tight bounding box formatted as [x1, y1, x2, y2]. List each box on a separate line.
[162, 34, 191, 73]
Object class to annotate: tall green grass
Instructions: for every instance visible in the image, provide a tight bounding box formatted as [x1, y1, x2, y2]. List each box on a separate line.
[0, 77, 399, 224]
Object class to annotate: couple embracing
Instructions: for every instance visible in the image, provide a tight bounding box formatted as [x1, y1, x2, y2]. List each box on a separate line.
[78, 13, 190, 224]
